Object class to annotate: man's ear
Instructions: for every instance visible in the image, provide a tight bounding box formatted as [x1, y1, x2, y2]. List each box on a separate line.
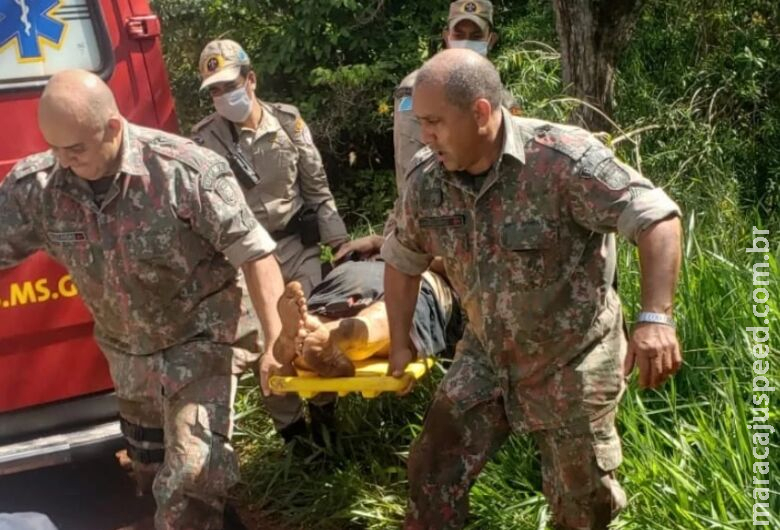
[247, 71, 258, 93]
[487, 32, 498, 51]
[106, 116, 123, 140]
[473, 98, 493, 131]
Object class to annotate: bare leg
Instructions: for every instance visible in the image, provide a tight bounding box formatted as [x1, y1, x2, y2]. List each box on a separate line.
[300, 300, 399, 375]
[298, 310, 356, 377]
[330, 302, 391, 361]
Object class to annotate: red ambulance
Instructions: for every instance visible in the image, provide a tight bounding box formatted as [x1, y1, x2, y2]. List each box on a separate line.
[0, 0, 177, 474]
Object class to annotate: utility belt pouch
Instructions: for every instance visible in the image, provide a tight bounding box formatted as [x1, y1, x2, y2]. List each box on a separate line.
[298, 206, 321, 247]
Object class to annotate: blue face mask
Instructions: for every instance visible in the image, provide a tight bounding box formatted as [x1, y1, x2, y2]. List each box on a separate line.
[449, 39, 489, 56]
[213, 81, 253, 123]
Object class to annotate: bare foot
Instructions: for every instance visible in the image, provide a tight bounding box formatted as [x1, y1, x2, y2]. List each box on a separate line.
[274, 282, 307, 365]
[300, 316, 356, 378]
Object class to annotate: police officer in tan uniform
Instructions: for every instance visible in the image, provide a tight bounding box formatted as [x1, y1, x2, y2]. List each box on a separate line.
[335, 0, 519, 262]
[192, 39, 348, 444]
[382, 50, 684, 529]
[0, 70, 284, 530]
[394, 0, 520, 190]
[193, 39, 349, 296]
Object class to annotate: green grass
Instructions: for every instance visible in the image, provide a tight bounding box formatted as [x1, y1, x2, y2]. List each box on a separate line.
[229, 212, 780, 529]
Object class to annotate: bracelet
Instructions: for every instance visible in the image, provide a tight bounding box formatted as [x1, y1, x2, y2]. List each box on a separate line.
[636, 311, 676, 328]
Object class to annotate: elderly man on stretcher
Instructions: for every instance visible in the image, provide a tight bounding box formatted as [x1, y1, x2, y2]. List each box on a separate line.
[269, 260, 461, 382]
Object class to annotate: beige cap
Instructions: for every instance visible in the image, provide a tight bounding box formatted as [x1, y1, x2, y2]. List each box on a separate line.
[448, 0, 494, 34]
[198, 39, 251, 90]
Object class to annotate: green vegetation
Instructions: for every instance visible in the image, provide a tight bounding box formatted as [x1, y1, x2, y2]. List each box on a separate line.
[154, 0, 779, 527]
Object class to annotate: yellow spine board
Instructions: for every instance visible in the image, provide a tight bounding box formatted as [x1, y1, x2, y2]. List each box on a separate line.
[268, 358, 435, 398]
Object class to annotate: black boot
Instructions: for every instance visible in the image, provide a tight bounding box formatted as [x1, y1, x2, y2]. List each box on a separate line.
[278, 417, 313, 458]
[278, 417, 309, 444]
[309, 400, 338, 448]
[223, 503, 249, 530]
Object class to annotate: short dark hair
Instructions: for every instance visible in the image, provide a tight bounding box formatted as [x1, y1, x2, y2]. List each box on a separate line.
[416, 52, 502, 111]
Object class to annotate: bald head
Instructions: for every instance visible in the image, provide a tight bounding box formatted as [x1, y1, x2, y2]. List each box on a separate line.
[38, 70, 123, 180]
[415, 48, 503, 111]
[39, 69, 119, 132]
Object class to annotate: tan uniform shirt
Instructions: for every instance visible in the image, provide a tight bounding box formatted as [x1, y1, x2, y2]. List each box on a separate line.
[0, 122, 276, 355]
[192, 100, 348, 252]
[382, 109, 682, 432]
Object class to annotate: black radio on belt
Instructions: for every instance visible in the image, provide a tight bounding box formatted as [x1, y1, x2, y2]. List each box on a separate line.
[271, 206, 321, 246]
[210, 130, 261, 189]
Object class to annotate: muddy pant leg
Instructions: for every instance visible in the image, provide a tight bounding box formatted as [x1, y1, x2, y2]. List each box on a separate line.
[531, 408, 627, 530]
[153, 343, 239, 530]
[405, 392, 511, 530]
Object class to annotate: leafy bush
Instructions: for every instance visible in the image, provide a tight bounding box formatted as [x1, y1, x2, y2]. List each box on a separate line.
[154, 0, 778, 223]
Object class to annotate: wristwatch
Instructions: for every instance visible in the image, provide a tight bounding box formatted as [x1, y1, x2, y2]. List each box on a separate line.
[636, 311, 676, 328]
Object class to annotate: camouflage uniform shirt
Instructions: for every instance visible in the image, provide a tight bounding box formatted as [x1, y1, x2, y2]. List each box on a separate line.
[0, 122, 276, 356]
[382, 108, 682, 432]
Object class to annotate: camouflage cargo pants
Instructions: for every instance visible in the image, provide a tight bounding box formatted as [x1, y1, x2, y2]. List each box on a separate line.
[404, 393, 626, 530]
[103, 340, 239, 530]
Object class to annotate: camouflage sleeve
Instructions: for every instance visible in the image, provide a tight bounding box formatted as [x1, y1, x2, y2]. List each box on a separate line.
[0, 170, 44, 269]
[380, 183, 432, 276]
[567, 146, 681, 244]
[292, 116, 348, 245]
[178, 158, 276, 268]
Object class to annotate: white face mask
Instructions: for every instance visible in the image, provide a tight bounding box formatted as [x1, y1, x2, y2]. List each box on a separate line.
[213, 83, 253, 123]
[449, 39, 489, 56]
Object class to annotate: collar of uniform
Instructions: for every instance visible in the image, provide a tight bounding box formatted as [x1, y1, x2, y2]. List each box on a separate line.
[250, 100, 284, 139]
[427, 108, 527, 197]
[499, 106, 526, 166]
[117, 120, 150, 177]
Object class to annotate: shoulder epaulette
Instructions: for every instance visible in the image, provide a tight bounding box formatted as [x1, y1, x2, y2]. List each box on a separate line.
[191, 113, 218, 135]
[144, 129, 209, 172]
[270, 102, 300, 119]
[394, 70, 418, 99]
[531, 123, 597, 162]
[9, 151, 56, 181]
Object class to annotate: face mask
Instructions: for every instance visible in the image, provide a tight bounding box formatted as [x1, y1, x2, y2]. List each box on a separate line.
[213, 82, 253, 123]
[449, 39, 489, 56]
